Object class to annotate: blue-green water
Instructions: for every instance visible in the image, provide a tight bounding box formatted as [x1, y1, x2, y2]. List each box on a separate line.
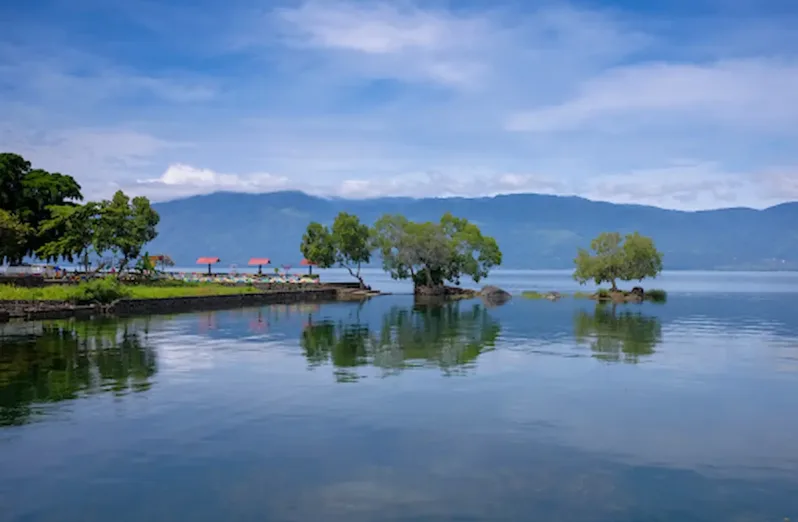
[1, 272, 798, 521]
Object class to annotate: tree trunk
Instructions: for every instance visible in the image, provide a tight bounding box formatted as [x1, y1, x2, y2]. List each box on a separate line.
[345, 264, 366, 289]
[611, 279, 617, 291]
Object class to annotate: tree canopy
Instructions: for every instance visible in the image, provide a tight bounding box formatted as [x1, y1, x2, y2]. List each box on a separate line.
[1, 152, 160, 271]
[573, 231, 663, 290]
[372, 212, 501, 291]
[0, 153, 83, 264]
[300, 212, 371, 287]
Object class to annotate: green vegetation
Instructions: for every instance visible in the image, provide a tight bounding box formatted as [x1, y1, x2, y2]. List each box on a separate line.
[520, 291, 546, 299]
[0, 279, 259, 304]
[574, 231, 663, 291]
[300, 212, 371, 287]
[1, 152, 159, 271]
[371, 212, 501, 292]
[572, 291, 593, 299]
[646, 289, 668, 303]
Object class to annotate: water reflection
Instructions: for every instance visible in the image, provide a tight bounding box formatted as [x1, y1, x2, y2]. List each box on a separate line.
[0, 319, 157, 426]
[573, 305, 663, 364]
[301, 302, 500, 381]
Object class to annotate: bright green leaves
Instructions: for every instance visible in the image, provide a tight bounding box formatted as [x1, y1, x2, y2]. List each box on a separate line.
[301, 212, 372, 286]
[573, 231, 663, 290]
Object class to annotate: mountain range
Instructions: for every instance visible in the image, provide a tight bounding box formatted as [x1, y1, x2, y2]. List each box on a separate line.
[148, 191, 798, 271]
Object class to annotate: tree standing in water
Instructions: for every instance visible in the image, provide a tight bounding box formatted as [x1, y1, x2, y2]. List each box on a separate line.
[573, 231, 663, 291]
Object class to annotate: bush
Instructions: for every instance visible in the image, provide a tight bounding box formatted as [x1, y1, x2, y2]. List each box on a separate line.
[70, 277, 132, 304]
[520, 291, 545, 299]
[596, 288, 612, 300]
[646, 289, 667, 303]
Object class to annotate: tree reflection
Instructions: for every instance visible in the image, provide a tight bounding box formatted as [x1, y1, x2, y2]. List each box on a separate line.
[0, 318, 157, 426]
[300, 302, 500, 381]
[573, 305, 662, 363]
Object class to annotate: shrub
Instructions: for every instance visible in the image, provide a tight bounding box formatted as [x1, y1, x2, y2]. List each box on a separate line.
[521, 291, 545, 299]
[646, 289, 667, 303]
[70, 277, 132, 304]
[596, 288, 612, 300]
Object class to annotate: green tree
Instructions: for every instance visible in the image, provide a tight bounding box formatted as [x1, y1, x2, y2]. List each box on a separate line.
[96, 191, 160, 272]
[300, 212, 372, 287]
[36, 202, 102, 270]
[0, 209, 30, 264]
[372, 212, 501, 291]
[573, 231, 663, 291]
[0, 152, 82, 263]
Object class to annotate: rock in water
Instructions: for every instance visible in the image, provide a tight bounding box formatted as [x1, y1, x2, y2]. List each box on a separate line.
[480, 285, 512, 306]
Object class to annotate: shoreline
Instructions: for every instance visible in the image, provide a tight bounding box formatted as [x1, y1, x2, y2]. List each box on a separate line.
[0, 285, 380, 322]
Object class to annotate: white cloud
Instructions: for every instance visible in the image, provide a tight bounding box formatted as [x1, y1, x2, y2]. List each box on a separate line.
[507, 59, 798, 132]
[135, 164, 291, 200]
[131, 164, 566, 202]
[2, 0, 798, 210]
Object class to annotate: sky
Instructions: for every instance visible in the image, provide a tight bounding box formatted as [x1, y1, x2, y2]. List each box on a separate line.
[2, 0, 798, 210]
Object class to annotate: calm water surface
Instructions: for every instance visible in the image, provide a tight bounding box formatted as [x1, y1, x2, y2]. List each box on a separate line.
[1, 271, 798, 522]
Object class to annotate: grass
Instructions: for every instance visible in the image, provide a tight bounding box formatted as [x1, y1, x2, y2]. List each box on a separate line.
[572, 291, 593, 299]
[0, 279, 261, 304]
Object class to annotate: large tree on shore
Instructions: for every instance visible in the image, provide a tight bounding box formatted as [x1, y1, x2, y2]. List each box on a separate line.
[0, 152, 82, 263]
[95, 191, 160, 272]
[300, 212, 372, 287]
[372, 212, 502, 291]
[573, 231, 663, 291]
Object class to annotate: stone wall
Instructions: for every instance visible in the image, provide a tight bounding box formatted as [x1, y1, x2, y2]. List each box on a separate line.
[111, 288, 338, 316]
[0, 288, 339, 322]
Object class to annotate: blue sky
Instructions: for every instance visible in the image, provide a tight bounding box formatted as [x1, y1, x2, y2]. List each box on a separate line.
[2, 0, 797, 210]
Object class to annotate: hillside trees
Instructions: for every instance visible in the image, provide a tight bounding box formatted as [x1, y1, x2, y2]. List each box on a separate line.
[573, 232, 663, 290]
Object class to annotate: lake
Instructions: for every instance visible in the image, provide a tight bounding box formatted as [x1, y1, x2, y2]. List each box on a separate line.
[1, 271, 798, 522]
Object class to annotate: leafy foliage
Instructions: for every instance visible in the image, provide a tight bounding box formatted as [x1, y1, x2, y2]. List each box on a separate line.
[573, 232, 663, 290]
[0, 152, 82, 263]
[1, 154, 159, 271]
[300, 212, 371, 287]
[95, 191, 160, 272]
[70, 277, 133, 304]
[372, 212, 502, 290]
[0, 209, 30, 263]
[36, 202, 101, 269]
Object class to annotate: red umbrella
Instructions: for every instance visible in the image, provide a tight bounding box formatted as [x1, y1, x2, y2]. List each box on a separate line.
[300, 258, 316, 275]
[248, 257, 270, 275]
[197, 257, 220, 276]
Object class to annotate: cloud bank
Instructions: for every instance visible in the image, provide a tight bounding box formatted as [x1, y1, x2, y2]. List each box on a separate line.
[1, 0, 797, 210]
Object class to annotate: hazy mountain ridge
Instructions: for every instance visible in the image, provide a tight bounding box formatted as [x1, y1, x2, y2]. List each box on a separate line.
[149, 191, 798, 270]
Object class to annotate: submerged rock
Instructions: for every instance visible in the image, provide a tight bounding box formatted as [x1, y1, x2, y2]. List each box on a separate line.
[480, 285, 512, 306]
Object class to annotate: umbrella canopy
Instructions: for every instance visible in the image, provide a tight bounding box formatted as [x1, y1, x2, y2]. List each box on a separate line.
[197, 257, 220, 276]
[300, 258, 316, 275]
[248, 258, 271, 266]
